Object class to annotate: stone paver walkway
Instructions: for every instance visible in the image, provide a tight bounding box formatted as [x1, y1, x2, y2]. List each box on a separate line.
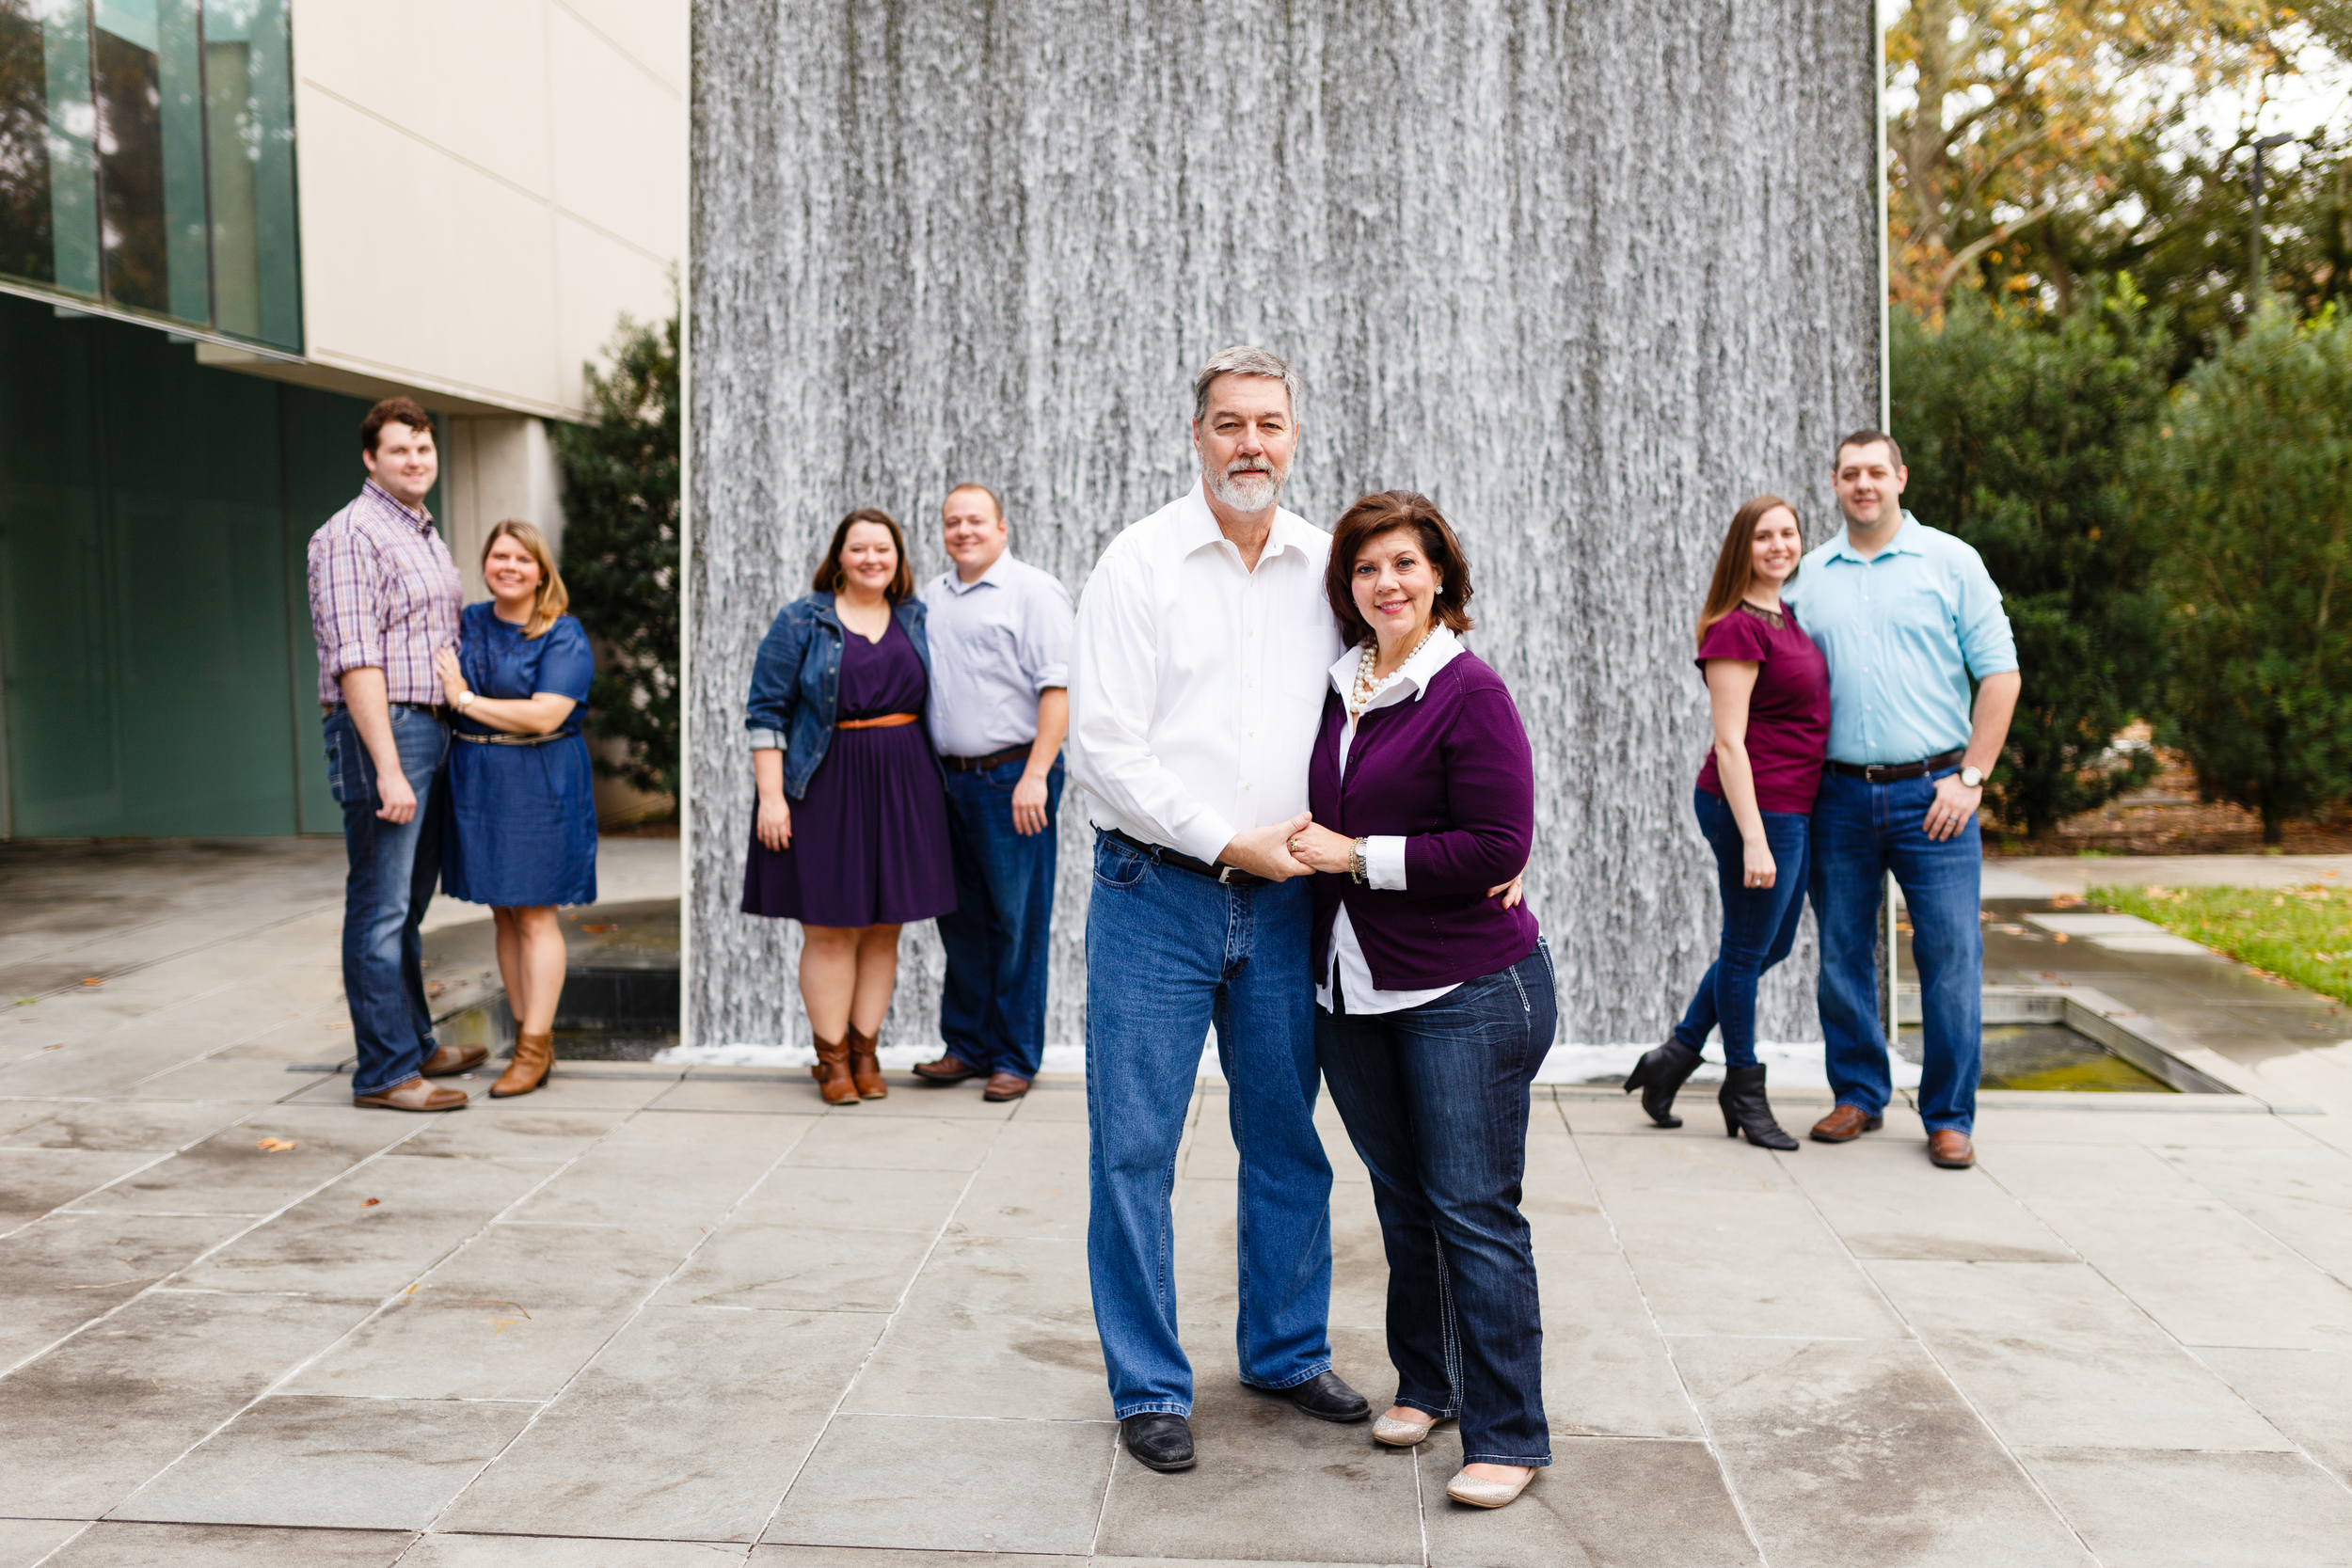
[6, 842, 2352, 1567]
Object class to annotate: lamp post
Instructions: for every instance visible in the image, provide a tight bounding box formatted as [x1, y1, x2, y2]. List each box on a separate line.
[2247, 133, 2294, 305]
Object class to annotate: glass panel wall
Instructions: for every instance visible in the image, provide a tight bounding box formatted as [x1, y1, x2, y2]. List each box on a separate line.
[0, 0, 296, 347]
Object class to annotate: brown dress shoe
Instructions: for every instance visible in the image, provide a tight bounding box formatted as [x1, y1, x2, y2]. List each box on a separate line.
[491, 1030, 554, 1099]
[1810, 1103, 1885, 1143]
[914, 1053, 983, 1085]
[983, 1071, 1030, 1101]
[810, 1034, 860, 1105]
[354, 1076, 468, 1112]
[420, 1041, 488, 1077]
[1928, 1129, 1976, 1168]
[847, 1025, 887, 1100]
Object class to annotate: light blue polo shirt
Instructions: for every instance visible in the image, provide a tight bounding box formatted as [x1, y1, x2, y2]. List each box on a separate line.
[1780, 511, 2017, 767]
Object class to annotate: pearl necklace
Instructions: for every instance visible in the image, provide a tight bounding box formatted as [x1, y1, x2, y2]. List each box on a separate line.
[1349, 626, 1438, 718]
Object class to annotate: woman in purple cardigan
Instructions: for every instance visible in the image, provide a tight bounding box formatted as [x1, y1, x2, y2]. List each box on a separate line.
[1284, 491, 1552, 1512]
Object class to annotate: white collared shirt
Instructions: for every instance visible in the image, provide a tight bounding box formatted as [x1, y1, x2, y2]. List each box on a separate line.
[1316, 626, 1466, 1016]
[919, 552, 1075, 757]
[1069, 480, 1343, 863]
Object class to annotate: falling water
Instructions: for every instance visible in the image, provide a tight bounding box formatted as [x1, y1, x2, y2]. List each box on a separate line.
[686, 0, 1882, 1057]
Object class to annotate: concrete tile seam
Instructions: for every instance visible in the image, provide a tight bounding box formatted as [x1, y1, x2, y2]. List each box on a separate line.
[1760, 1144, 2109, 1561]
[18, 1518, 94, 1568]
[73, 1106, 653, 1523]
[832, 1409, 1120, 1425]
[8, 897, 344, 1007]
[421, 1106, 1000, 1540]
[744, 1119, 1010, 1550]
[0, 1118, 437, 1381]
[2181, 1345, 2352, 1508]
[1565, 1125, 1772, 1567]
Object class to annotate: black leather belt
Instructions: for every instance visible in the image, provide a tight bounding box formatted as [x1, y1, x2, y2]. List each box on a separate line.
[1828, 748, 1966, 784]
[453, 730, 571, 747]
[943, 744, 1032, 772]
[1103, 828, 1271, 887]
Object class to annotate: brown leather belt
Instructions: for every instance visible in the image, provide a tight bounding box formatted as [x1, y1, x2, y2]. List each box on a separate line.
[943, 744, 1032, 772]
[1103, 829, 1271, 888]
[1828, 748, 1966, 784]
[836, 712, 921, 731]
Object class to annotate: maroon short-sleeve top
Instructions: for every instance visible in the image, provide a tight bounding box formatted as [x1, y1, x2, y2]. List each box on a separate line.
[1694, 602, 1832, 815]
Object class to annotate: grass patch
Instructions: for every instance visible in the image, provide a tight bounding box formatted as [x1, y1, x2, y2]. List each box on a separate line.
[2092, 882, 2352, 1006]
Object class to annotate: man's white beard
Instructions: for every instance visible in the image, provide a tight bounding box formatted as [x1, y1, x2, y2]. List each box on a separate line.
[1205, 460, 1283, 514]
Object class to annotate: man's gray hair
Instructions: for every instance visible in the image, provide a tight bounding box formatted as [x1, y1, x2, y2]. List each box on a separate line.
[1191, 345, 1302, 426]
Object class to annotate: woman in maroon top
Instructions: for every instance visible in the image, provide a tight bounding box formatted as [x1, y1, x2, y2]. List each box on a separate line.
[1625, 496, 1830, 1148]
[1284, 492, 1551, 1510]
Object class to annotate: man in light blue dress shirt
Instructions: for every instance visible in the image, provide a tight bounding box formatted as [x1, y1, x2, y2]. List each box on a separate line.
[914, 483, 1075, 1101]
[1782, 431, 2021, 1169]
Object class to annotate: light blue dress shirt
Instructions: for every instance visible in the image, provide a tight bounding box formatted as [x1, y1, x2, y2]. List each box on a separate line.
[1781, 511, 2018, 767]
[919, 552, 1075, 757]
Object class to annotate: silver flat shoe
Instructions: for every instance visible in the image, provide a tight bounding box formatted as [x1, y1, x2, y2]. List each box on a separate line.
[1373, 1413, 1437, 1447]
[1446, 1466, 1535, 1508]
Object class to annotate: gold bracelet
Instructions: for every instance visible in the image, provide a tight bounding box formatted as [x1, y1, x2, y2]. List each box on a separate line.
[1349, 838, 1368, 884]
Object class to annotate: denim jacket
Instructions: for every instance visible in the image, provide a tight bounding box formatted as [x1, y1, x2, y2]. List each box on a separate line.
[745, 593, 939, 799]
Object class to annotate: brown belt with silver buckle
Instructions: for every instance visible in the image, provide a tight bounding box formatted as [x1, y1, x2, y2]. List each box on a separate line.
[1102, 829, 1270, 888]
[836, 712, 921, 731]
[1827, 748, 1966, 784]
[943, 744, 1033, 772]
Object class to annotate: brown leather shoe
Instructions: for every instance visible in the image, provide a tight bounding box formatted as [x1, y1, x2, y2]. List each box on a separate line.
[491, 1030, 554, 1099]
[354, 1076, 468, 1112]
[914, 1053, 983, 1085]
[1928, 1129, 1976, 1168]
[847, 1025, 887, 1100]
[810, 1035, 859, 1105]
[1809, 1104, 1885, 1143]
[983, 1071, 1030, 1101]
[420, 1041, 488, 1077]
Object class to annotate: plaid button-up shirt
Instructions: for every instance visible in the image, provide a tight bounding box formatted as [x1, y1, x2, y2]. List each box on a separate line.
[307, 480, 464, 705]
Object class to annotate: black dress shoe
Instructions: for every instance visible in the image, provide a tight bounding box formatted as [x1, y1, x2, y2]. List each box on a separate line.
[1121, 1413, 1196, 1471]
[1266, 1369, 1371, 1423]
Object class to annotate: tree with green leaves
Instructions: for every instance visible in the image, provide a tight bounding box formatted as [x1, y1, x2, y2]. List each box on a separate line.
[554, 309, 680, 802]
[2139, 302, 2352, 843]
[1893, 281, 2177, 840]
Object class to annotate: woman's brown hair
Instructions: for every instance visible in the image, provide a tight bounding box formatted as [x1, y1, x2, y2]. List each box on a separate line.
[812, 507, 916, 602]
[1324, 491, 1477, 647]
[1696, 496, 1801, 647]
[481, 518, 569, 639]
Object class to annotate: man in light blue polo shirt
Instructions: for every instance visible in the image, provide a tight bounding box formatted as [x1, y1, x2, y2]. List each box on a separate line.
[914, 483, 1075, 1101]
[1782, 430, 2021, 1169]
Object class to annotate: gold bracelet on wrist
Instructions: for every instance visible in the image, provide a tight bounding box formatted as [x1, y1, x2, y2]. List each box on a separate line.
[1349, 838, 1368, 885]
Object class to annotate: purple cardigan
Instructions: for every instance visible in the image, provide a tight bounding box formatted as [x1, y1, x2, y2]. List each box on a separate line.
[1307, 650, 1540, 990]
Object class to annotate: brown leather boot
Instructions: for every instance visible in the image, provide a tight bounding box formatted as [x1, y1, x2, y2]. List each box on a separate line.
[810, 1034, 859, 1105]
[847, 1025, 887, 1100]
[491, 1031, 554, 1099]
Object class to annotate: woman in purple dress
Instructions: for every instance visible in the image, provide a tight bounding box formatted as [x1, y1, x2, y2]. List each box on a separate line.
[743, 509, 955, 1104]
[1624, 495, 1829, 1148]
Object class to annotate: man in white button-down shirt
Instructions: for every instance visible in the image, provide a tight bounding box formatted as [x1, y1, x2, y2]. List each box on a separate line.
[1069, 346, 1367, 1473]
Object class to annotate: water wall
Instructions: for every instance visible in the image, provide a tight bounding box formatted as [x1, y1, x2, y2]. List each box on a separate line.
[688, 1, 1883, 1055]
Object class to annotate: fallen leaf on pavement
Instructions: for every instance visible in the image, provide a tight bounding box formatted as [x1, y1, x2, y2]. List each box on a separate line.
[362, 1197, 380, 1207]
[254, 1137, 297, 1152]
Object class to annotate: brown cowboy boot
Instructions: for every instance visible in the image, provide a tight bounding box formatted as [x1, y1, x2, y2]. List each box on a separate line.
[491, 1030, 554, 1099]
[847, 1024, 887, 1100]
[810, 1034, 860, 1105]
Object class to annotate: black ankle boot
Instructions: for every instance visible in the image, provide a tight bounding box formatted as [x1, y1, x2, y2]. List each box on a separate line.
[1719, 1064, 1798, 1149]
[1624, 1038, 1705, 1128]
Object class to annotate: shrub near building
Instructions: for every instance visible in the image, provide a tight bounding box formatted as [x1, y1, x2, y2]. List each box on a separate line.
[2138, 303, 2352, 845]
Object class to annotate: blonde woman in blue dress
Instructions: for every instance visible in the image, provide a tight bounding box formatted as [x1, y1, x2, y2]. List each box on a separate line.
[433, 520, 598, 1099]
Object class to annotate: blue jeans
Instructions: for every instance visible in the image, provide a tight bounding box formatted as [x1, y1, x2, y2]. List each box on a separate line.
[938, 755, 1062, 1079]
[1674, 788, 1810, 1069]
[325, 704, 450, 1097]
[1317, 942, 1556, 1468]
[1809, 766, 1983, 1132]
[1085, 833, 1334, 1418]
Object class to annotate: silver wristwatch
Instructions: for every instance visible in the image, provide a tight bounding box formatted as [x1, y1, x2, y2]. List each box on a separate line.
[1958, 766, 1985, 789]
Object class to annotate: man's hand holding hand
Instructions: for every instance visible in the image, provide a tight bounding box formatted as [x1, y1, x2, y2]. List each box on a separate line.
[1218, 814, 1313, 881]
